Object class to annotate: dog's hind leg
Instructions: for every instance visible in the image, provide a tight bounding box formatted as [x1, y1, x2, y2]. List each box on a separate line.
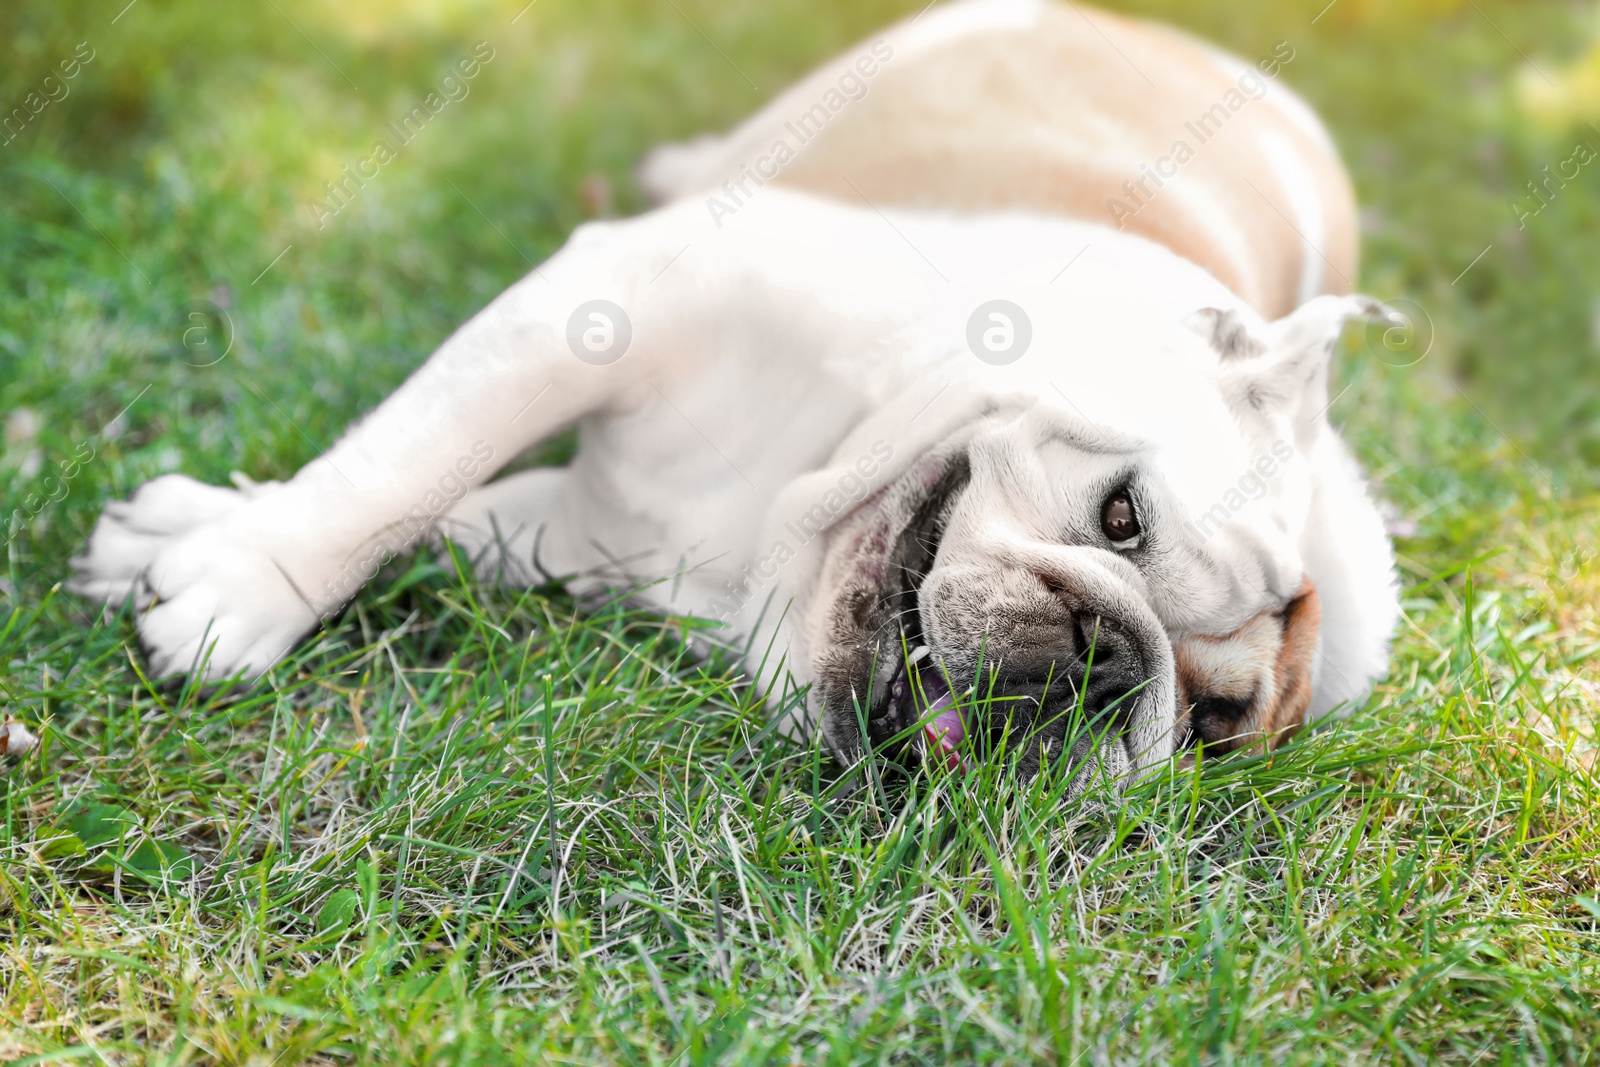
[435, 467, 582, 587]
[634, 134, 726, 204]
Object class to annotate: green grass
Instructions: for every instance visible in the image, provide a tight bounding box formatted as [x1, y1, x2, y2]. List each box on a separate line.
[4, 0, 1600, 1062]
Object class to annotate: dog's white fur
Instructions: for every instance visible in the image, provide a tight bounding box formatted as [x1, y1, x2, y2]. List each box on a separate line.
[70, 0, 1398, 780]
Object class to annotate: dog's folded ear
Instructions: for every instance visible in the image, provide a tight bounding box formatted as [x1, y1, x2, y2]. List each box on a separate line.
[1184, 307, 1267, 361]
[1195, 295, 1393, 430]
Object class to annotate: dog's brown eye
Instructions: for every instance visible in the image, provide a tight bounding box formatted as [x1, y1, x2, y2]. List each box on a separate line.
[1101, 491, 1139, 543]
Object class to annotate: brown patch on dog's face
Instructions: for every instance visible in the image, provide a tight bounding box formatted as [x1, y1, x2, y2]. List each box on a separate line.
[1173, 579, 1321, 753]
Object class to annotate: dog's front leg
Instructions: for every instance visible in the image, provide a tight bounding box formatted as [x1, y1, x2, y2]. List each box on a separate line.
[71, 212, 695, 682]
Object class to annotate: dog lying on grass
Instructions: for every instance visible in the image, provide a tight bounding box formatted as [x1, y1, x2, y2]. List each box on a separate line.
[70, 0, 1399, 789]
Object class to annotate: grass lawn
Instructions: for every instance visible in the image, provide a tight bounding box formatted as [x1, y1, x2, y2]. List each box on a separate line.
[4, 0, 1600, 1062]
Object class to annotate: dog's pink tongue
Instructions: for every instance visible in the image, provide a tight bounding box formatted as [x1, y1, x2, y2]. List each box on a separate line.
[921, 689, 968, 774]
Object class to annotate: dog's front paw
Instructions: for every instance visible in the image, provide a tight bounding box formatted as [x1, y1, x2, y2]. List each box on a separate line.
[134, 523, 320, 681]
[71, 474, 314, 682]
[69, 473, 261, 606]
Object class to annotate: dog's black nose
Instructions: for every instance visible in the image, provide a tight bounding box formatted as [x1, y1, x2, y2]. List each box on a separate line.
[1023, 626, 1143, 721]
[972, 609, 1147, 773]
[1074, 611, 1134, 669]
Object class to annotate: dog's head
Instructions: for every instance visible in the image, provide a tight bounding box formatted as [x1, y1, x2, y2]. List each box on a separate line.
[800, 294, 1390, 788]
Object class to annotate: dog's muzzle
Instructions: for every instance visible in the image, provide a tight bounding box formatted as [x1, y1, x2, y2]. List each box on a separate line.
[812, 449, 1178, 788]
[861, 607, 1160, 780]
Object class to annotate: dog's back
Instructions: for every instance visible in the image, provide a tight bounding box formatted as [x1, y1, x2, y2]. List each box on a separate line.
[639, 0, 1356, 319]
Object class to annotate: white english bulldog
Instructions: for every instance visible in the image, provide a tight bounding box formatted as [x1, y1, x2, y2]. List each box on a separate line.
[71, 0, 1399, 786]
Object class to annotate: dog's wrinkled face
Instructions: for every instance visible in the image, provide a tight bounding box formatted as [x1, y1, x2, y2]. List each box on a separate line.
[805, 296, 1381, 789]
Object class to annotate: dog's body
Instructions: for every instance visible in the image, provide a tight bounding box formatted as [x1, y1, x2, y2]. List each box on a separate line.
[638, 0, 1356, 320]
[71, 0, 1398, 784]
